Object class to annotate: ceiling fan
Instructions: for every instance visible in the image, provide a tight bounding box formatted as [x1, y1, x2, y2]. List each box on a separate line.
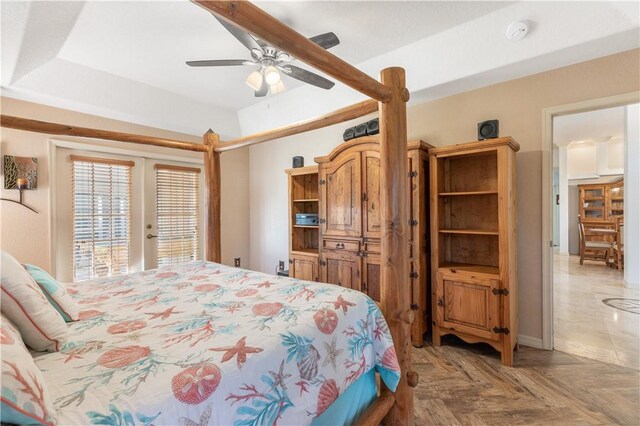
[187, 14, 339, 97]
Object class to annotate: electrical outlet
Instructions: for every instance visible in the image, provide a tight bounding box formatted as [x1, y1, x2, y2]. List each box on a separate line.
[278, 260, 285, 271]
[234, 258, 241, 267]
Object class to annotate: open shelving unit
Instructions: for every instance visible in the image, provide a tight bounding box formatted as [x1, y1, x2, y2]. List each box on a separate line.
[434, 150, 500, 270]
[429, 137, 519, 366]
[286, 165, 320, 282]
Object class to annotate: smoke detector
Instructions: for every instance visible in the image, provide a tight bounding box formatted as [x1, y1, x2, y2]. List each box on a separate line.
[506, 21, 529, 41]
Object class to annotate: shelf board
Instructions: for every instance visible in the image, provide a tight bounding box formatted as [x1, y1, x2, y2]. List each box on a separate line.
[293, 198, 319, 203]
[583, 197, 604, 201]
[293, 225, 319, 229]
[438, 190, 498, 196]
[439, 228, 499, 235]
[291, 249, 319, 257]
[583, 207, 604, 211]
[439, 262, 499, 275]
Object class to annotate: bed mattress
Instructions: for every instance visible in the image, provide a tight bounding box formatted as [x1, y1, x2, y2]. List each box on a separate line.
[32, 261, 400, 425]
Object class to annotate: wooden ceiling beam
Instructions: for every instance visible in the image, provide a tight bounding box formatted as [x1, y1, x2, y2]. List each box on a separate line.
[193, 1, 393, 103]
[215, 99, 377, 152]
[0, 115, 208, 152]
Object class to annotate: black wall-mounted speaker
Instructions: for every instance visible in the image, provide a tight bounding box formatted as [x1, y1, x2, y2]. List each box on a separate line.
[355, 123, 367, 138]
[343, 127, 356, 141]
[366, 118, 379, 135]
[292, 156, 304, 168]
[478, 119, 499, 140]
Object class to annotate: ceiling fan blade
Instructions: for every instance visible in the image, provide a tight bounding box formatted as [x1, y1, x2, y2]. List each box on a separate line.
[309, 32, 340, 49]
[186, 59, 253, 67]
[212, 13, 263, 53]
[255, 76, 268, 97]
[281, 65, 335, 90]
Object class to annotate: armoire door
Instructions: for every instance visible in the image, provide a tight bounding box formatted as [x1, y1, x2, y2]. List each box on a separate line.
[320, 152, 362, 238]
[362, 151, 381, 240]
[361, 254, 381, 302]
[290, 254, 318, 282]
[435, 271, 501, 341]
[321, 252, 361, 291]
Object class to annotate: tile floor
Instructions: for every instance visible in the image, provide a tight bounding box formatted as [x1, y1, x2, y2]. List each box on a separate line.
[554, 253, 639, 369]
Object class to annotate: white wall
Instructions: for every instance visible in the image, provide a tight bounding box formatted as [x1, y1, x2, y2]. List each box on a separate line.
[558, 145, 569, 254]
[0, 97, 250, 273]
[566, 139, 624, 179]
[624, 103, 639, 286]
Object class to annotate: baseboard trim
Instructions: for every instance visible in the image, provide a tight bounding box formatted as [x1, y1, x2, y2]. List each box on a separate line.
[518, 334, 544, 349]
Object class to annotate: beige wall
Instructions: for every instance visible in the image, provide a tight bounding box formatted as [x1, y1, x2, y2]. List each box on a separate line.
[250, 49, 640, 340]
[0, 97, 250, 272]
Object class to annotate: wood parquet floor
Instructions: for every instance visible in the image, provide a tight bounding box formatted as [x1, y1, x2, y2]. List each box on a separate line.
[413, 337, 640, 425]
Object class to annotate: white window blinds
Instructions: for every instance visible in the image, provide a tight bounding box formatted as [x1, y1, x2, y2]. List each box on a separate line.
[71, 155, 133, 282]
[155, 164, 200, 266]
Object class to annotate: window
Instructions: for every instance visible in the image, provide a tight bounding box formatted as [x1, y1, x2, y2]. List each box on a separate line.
[72, 156, 133, 281]
[155, 164, 200, 266]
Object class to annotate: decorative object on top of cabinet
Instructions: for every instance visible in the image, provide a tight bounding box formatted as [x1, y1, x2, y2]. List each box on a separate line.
[429, 137, 519, 366]
[292, 156, 304, 168]
[286, 166, 320, 282]
[315, 136, 433, 347]
[343, 127, 356, 141]
[477, 119, 499, 140]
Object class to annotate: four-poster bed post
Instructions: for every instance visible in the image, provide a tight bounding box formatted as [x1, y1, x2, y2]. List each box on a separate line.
[0, 1, 418, 423]
[203, 129, 222, 263]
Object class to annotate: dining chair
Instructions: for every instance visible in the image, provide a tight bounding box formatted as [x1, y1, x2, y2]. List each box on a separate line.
[578, 216, 612, 266]
[613, 217, 624, 270]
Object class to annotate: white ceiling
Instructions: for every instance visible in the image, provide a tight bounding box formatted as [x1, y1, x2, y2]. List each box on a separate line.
[57, 1, 513, 111]
[554, 106, 626, 146]
[2, 1, 639, 138]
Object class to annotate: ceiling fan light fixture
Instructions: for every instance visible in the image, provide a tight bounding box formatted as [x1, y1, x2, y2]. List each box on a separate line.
[246, 70, 263, 91]
[270, 80, 286, 94]
[264, 65, 281, 85]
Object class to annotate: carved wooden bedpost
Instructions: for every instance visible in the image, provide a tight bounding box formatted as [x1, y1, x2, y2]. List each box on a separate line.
[204, 129, 222, 263]
[379, 67, 414, 426]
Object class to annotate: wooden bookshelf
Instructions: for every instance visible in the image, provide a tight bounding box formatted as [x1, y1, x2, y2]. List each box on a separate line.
[286, 166, 320, 281]
[430, 137, 519, 366]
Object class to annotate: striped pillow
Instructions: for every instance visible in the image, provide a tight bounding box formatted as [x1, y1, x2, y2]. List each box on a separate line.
[1, 313, 56, 425]
[0, 251, 68, 352]
[25, 264, 79, 322]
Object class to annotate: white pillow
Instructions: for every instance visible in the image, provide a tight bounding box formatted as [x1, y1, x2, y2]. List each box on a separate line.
[25, 264, 79, 322]
[0, 251, 68, 352]
[0, 313, 57, 425]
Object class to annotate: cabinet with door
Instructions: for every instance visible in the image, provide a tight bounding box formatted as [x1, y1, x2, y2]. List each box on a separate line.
[315, 137, 432, 346]
[430, 137, 519, 366]
[578, 180, 624, 221]
[286, 166, 320, 281]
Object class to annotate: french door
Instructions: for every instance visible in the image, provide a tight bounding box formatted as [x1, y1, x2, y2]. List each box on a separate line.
[55, 147, 204, 281]
[143, 160, 204, 270]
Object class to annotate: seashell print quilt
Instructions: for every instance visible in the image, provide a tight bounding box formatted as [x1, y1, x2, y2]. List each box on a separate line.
[32, 261, 401, 425]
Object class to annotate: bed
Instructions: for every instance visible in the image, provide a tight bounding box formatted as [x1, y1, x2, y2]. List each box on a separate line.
[31, 261, 400, 425]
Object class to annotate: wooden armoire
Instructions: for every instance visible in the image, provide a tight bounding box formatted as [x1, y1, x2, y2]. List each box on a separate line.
[314, 136, 432, 346]
[429, 137, 519, 366]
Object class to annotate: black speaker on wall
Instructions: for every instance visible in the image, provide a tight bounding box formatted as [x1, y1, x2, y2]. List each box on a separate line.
[478, 119, 499, 140]
[292, 156, 304, 168]
[366, 118, 379, 135]
[343, 127, 356, 141]
[354, 123, 368, 138]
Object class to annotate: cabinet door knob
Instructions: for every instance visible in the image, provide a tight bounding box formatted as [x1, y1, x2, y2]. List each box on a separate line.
[437, 298, 444, 307]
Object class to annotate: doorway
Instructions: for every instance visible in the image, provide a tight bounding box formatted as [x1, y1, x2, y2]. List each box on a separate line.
[53, 145, 204, 282]
[542, 94, 639, 370]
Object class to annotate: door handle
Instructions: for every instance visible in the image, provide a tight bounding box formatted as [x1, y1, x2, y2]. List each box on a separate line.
[146, 233, 158, 239]
[437, 298, 444, 307]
